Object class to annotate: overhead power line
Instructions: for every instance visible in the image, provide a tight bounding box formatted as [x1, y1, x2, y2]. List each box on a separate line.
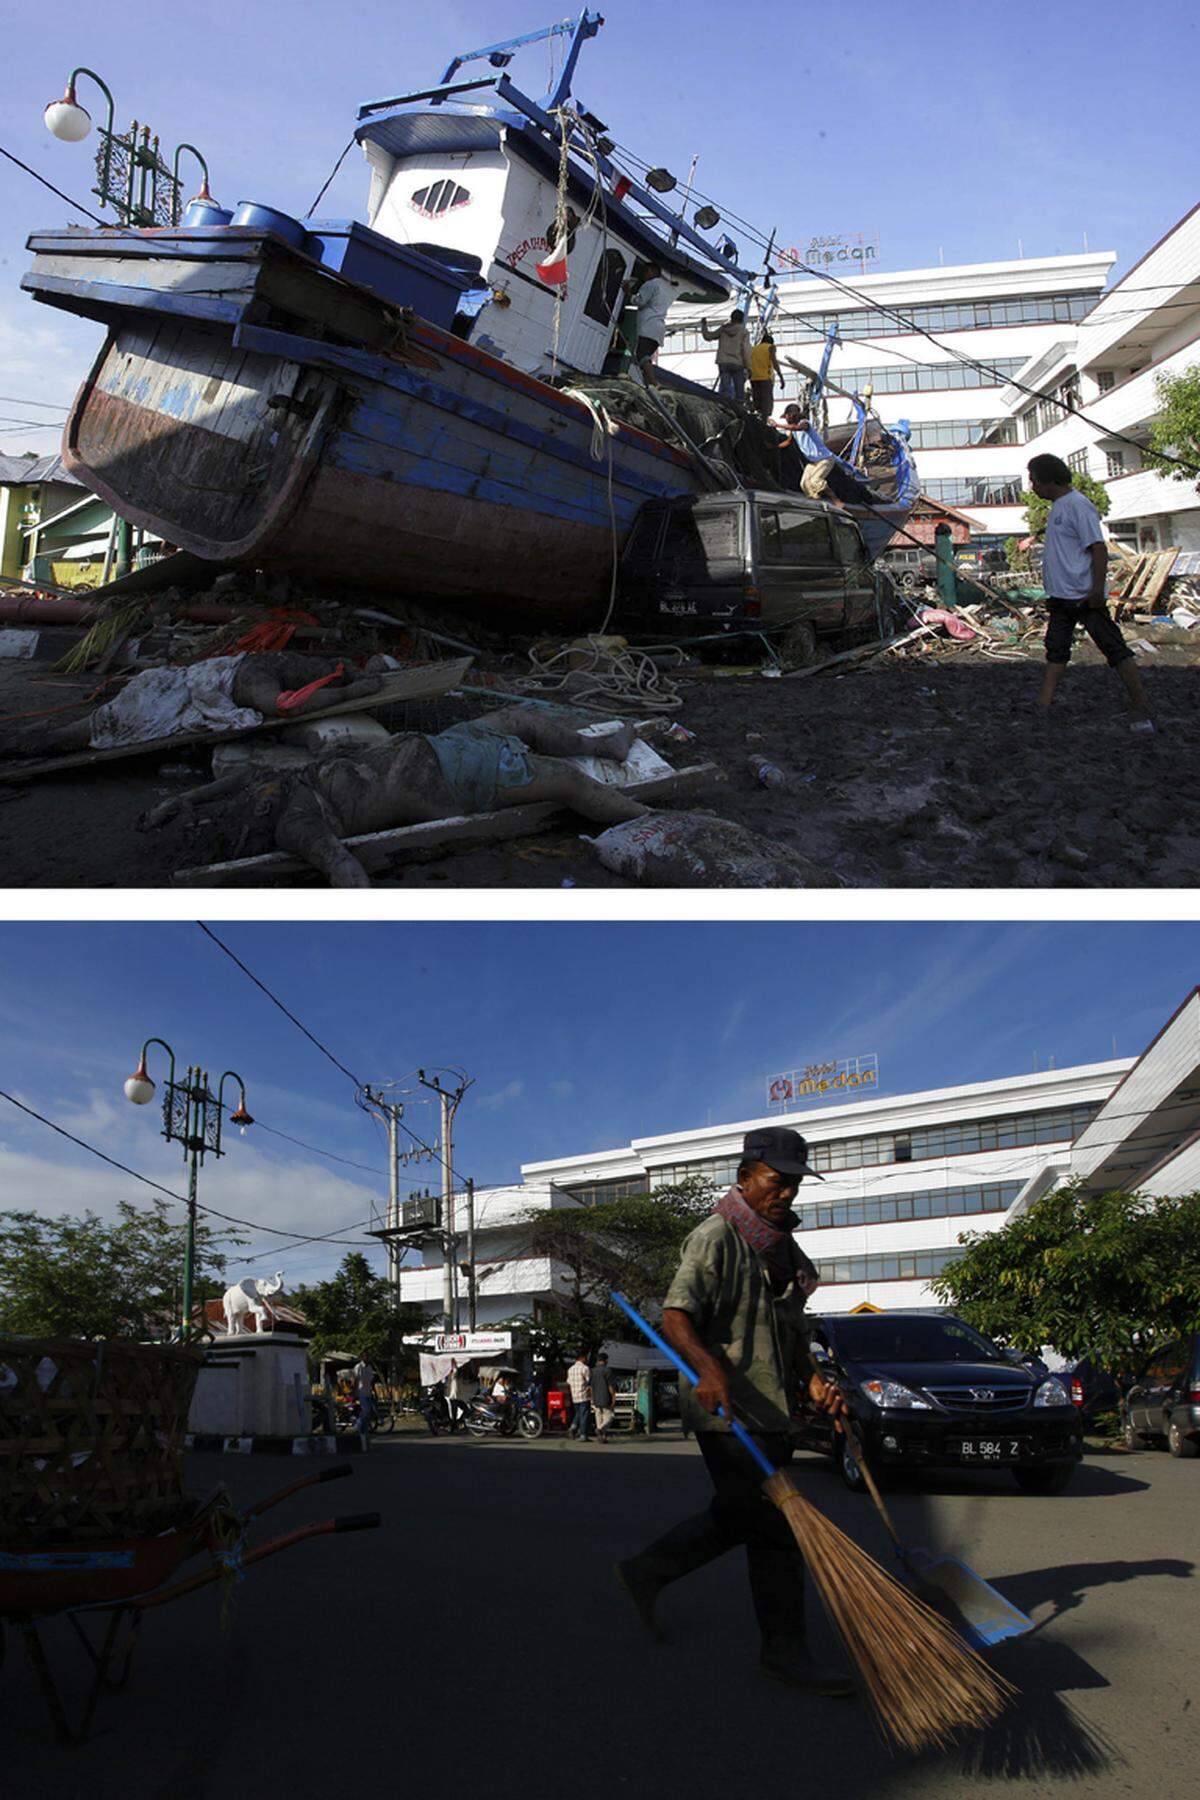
[0, 1087, 379, 1249]
[196, 922, 363, 1088]
[0, 143, 106, 224]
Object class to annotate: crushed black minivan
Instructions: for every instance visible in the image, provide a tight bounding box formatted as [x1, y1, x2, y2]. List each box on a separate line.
[798, 1312, 1083, 1494]
[614, 491, 881, 662]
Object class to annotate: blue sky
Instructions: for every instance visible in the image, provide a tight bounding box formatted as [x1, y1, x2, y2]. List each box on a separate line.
[0, 920, 1194, 1286]
[2, 0, 1196, 451]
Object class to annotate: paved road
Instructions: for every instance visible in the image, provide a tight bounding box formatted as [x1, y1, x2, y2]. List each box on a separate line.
[2, 1435, 1195, 1799]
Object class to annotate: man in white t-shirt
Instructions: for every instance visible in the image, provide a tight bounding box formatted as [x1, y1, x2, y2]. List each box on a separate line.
[623, 262, 675, 385]
[1029, 454, 1153, 731]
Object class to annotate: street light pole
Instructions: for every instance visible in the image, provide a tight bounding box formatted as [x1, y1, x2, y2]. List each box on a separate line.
[44, 65, 218, 226]
[125, 1037, 252, 1339]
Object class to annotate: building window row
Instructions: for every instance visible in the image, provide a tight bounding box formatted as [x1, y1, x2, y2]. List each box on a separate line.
[906, 419, 1019, 450]
[786, 359, 1028, 396]
[810, 1102, 1099, 1171]
[644, 1101, 1101, 1190]
[561, 1176, 653, 1206]
[795, 1180, 1023, 1232]
[922, 476, 1026, 508]
[665, 295, 1093, 355]
[815, 1247, 967, 1286]
[770, 292, 1094, 346]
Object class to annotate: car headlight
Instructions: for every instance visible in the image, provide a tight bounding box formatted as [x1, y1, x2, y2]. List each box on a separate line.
[1034, 1378, 1072, 1408]
[861, 1378, 930, 1410]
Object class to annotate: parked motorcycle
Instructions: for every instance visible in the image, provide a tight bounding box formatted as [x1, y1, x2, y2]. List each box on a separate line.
[419, 1385, 457, 1436]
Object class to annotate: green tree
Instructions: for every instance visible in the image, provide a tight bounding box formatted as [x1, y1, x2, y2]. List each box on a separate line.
[1004, 535, 1031, 572]
[928, 1186, 1200, 1369]
[289, 1252, 423, 1372]
[516, 1177, 718, 1353]
[1021, 471, 1111, 539]
[1144, 363, 1200, 488]
[0, 1198, 242, 1340]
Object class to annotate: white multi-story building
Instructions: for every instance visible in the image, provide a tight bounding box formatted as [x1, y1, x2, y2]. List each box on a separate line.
[657, 252, 1115, 544]
[997, 203, 1200, 554]
[397, 987, 1200, 1332]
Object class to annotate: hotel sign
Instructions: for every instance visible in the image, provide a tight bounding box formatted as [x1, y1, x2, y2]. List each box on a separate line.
[774, 232, 880, 274]
[767, 1054, 879, 1108]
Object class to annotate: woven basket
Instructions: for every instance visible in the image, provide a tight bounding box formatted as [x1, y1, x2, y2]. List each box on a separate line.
[0, 1338, 203, 1544]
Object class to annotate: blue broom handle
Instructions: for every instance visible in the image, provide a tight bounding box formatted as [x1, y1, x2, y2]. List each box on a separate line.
[610, 1290, 778, 1482]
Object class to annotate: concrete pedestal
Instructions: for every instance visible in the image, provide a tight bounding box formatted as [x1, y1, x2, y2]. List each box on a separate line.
[189, 1330, 313, 1439]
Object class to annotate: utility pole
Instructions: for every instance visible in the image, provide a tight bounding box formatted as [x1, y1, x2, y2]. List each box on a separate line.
[418, 1070, 473, 1330]
[359, 1085, 406, 1310]
[465, 1177, 477, 1330]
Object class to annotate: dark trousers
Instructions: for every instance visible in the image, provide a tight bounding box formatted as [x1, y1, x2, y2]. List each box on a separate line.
[629, 1431, 806, 1645]
[1044, 597, 1133, 666]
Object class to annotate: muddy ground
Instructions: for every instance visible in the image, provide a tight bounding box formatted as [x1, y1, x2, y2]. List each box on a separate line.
[0, 622, 1197, 889]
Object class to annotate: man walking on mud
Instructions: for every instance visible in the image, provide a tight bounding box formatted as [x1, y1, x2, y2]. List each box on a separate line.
[1028, 453, 1154, 731]
[615, 1127, 855, 1694]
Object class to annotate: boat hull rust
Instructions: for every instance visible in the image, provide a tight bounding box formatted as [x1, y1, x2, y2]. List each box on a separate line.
[60, 308, 700, 613]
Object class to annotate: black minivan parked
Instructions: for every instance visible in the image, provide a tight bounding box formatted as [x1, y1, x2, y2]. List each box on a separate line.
[1121, 1334, 1200, 1458]
[615, 490, 880, 662]
[798, 1312, 1083, 1494]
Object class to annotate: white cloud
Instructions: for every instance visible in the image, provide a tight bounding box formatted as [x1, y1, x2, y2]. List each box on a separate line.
[476, 1079, 526, 1112]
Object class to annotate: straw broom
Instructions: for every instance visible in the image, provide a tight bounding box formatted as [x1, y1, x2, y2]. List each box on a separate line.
[760, 1467, 1014, 1753]
[611, 1292, 1015, 1755]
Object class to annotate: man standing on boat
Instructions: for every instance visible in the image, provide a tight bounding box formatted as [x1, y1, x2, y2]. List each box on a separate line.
[624, 261, 675, 385]
[701, 309, 753, 405]
[748, 331, 783, 419]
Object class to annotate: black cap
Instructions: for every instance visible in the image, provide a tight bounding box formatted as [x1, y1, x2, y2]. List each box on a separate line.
[743, 1126, 824, 1181]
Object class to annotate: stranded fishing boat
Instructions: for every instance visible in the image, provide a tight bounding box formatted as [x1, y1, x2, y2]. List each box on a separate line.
[23, 11, 916, 617]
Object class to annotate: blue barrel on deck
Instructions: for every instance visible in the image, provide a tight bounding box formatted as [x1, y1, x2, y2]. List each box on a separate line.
[181, 198, 233, 228]
[229, 202, 312, 251]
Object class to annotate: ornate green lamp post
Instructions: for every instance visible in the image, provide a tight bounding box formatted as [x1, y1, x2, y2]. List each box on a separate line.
[44, 67, 217, 226]
[124, 1037, 253, 1340]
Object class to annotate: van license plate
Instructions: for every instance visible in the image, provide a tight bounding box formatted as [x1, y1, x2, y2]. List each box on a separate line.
[953, 1438, 1025, 1460]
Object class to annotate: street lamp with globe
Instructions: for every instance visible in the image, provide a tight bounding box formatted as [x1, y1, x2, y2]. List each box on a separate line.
[124, 1037, 252, 1340]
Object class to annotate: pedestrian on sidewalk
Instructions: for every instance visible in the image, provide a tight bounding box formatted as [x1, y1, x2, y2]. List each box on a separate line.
[1028, 453, 1154, 731]
[567, 1350, 593, 1441]
[352, 1350, 376, 1446]
[591, 1352, 616, 1442]
[614, 1127, 855, 1696]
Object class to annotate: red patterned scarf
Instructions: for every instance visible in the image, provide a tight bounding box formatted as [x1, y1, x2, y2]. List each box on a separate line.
[717, 1186, 819, 1297]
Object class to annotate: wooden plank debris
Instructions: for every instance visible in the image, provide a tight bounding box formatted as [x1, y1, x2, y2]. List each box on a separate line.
[0, 657, 473, 786]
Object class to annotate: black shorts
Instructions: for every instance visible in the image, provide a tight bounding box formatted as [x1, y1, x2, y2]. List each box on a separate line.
[635, 336, 661, 363]
[1044, 598, 1133, 667]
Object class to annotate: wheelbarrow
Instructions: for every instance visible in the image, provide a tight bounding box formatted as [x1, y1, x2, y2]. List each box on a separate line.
[0, 1461, 379, 1745]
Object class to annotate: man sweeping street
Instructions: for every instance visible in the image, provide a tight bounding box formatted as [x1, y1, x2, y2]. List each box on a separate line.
[615, 1127, 855, 1695]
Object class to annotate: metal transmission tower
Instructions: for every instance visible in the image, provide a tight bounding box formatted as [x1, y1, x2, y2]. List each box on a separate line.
[360, 1070, 473, 1327]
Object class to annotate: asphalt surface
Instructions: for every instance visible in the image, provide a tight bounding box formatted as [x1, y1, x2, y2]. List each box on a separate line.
[2, 1434, 1195, 1799]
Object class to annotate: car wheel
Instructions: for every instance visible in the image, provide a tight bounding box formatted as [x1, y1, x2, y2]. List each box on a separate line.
[1014, 1465, 1074, 1495]
[782, 620, 818, 667]
[1122, 1416, 1142, 1451]
[1167, 1420, 1197, 1459]
[838, 1438, 866, 1492]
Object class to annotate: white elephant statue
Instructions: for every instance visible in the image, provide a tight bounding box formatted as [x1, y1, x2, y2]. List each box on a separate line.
[222, 1272, 285, 1336]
